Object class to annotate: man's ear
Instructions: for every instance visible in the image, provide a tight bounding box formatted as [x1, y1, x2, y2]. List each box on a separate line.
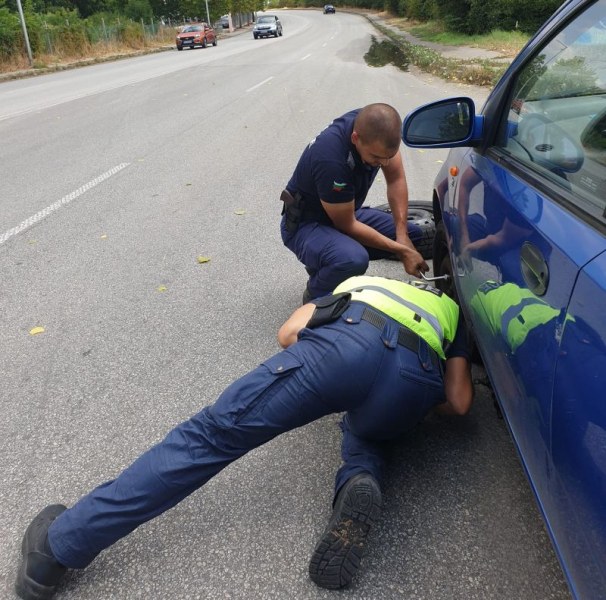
[351, 130, 359, 145]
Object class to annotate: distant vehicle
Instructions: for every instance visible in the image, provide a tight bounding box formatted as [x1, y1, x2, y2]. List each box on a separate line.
[176, 23, 217, 51]
[401, 0, 606, 598]
[323, 4, 336, 13]
[220, 14, 229, 29]
[253, 15, 283, 39]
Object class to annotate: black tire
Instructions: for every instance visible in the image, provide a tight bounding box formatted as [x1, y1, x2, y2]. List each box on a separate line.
[274, 30, 279, 37]
[202, 38, 207, 48]
[374, 201, 435, 259]
[432, 221, 456, 297]
[177, 46, 183, 51]
[253, 33, 258, 39]
[213, 37, 217, 46]
[433, 221, 481, 363]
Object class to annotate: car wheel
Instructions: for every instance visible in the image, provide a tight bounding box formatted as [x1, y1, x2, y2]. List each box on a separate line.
[202, 38, 207, 48]
[433, 220, 480, 362]
[177, 46, 182, 51]
[213, 37, 217, 46]
[374, 201, 435, 259]
[279, 29, 283, 36]
[253, 33, 258, 39]
[274, 30, 278, 37]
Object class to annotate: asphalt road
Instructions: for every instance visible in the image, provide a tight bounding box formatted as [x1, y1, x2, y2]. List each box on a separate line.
[0, 10, 571, 600]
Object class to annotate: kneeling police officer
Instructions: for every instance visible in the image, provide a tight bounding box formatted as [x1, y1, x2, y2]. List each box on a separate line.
[15, 275, 473, 599]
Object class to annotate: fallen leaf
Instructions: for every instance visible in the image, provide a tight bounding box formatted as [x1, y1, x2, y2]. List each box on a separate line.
[100, 234, 108, 239]
[234, 209, 246, 215]
[436, 160, 444, 163]
[29, 326, 45, 335]
[197, 256, 211, 264]
[157, 285, 167, 292]
[186, 183, 192, 186]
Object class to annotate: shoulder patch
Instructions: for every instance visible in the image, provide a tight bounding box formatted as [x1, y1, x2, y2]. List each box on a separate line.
[332, 181, 347, 192]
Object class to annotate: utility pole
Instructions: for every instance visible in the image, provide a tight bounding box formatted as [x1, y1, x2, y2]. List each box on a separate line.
[15, 0, 33, 67]
[204, 0, 211, 26]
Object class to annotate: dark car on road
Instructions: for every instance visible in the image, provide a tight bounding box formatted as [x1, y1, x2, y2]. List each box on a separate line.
[176, 23, 217, 51]
[401, 0, 606, 598]
[253, 15, 283, 39]
[323, 4, 336, 13]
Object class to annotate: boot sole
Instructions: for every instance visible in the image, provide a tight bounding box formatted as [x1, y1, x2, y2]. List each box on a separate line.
[309, 476, 381, 589]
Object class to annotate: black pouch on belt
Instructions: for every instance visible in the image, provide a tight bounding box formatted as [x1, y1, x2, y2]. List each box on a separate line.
[306, 292, 352, 328]
[280, 189, 304, 233]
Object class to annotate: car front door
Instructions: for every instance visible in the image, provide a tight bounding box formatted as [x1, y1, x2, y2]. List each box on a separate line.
[447, 2, 606, 596]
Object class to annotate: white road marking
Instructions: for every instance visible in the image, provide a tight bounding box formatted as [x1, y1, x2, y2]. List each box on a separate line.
[0, 163, 130, 246]
[246, 77, 274, 92]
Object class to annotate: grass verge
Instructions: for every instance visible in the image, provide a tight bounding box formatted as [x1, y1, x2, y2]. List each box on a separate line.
[369, 19, 515, 87]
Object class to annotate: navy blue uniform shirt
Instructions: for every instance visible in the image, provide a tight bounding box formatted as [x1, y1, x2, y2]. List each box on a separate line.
[286, 109, 380, 225]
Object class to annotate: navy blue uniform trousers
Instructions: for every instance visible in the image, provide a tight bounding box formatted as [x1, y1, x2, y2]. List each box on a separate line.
[48, 302, 445, 569]
[281, 207, 423, 298]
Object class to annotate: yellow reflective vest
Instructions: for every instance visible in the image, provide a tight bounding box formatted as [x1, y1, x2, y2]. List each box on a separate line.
[334, 275, 460, 359]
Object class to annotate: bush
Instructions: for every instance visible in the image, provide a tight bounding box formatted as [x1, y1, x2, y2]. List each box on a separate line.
[117, 20, 145, 46]
[0, 7, 21, 58]
[399, 0, 432, 20]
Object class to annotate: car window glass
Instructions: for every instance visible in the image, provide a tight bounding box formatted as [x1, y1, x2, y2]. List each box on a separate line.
[497, 0, 606, 225]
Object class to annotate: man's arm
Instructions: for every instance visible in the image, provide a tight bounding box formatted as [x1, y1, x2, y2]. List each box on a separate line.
[435, 312, 474, 415]
[437, 357, 474, 415]
[382, 149, 411, 244]
[321, 200, 428, 276]
[277, 303, 316, 348]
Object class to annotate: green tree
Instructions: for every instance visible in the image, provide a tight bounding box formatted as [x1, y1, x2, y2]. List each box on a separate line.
[124, 0, 151, 20]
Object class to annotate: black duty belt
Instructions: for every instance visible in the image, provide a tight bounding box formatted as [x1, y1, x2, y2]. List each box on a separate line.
[360, 307, 440, 369]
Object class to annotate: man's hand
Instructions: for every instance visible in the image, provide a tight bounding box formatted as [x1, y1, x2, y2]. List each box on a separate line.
[277, 303, 316, 348]
[395, 241, 429, 278]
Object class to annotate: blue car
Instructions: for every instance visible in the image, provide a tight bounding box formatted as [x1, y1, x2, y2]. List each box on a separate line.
[401, 1, 606, 598]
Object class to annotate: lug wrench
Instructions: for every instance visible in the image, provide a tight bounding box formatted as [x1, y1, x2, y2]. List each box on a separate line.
[419, 271, 450, 283]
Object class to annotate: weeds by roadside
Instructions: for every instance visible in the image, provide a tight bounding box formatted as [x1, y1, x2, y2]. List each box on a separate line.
[385, 16, 529, 57]
[0, 16, 176, 80]
[370, 20, 512, 87]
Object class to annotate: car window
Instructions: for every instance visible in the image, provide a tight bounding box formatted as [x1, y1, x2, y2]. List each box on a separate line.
[497, 0, 606, 225]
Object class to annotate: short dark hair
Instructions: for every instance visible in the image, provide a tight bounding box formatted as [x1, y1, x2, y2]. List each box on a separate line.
[354, 103, 402, 152]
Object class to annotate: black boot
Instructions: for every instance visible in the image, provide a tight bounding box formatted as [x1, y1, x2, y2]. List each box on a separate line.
[309, 473, 382, 589]
[15, 504, 68, 600]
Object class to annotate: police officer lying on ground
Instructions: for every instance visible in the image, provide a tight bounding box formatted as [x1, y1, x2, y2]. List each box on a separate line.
[15, 275, 473, 600]
[280, 103, 429, 303]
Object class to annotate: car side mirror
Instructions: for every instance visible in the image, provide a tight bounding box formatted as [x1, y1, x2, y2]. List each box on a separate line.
[402, 97, 483, 148]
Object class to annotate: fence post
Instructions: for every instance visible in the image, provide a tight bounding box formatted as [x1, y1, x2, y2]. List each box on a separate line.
[44, 21, 51, 55]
